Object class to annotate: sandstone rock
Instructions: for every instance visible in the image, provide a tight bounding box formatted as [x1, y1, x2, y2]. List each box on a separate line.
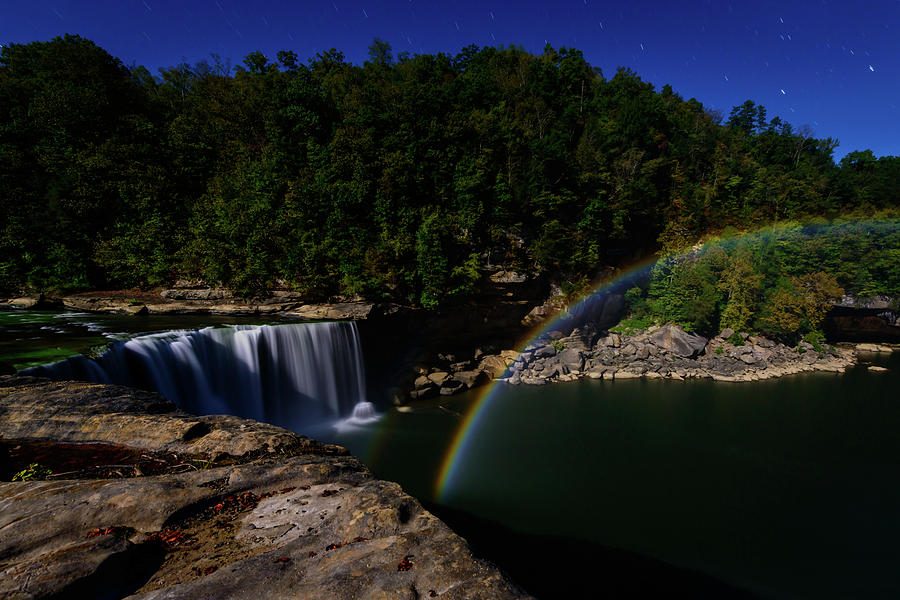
[439, 379, 466, 395]
[478, 355, 511, 378]
[284, 303, 374, 320]
[0, 377, 531, 600]
[719, 328, 735, 340]
[748, 335, 775, 348]
[867, 365, 888, 372]
[453, 370, 490, 389]
[160, 288, 233, 301]
[650, 325, 708, 358]
[500, 350, 520, 361]
[856, 343, 894, 353]
[533, 345, 557, 359]
[557, 348, 585, 372]
[8, 294, 41, 309]
[427, 372, 450, 386]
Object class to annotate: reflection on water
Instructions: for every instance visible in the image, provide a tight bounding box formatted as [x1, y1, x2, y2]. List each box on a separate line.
[324, 353, 900, 599]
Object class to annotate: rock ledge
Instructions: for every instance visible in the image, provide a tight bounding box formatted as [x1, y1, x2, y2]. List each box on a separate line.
[0, 376, 530, 600]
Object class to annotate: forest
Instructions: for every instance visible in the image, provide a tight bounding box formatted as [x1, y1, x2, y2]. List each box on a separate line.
[1, 35, 898, 338]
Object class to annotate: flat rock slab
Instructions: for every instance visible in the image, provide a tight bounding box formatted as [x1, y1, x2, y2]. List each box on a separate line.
[0, 376, 530, 600]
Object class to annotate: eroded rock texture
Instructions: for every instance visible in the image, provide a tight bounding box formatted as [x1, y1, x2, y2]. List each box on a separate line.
[0, 376, 530, 600]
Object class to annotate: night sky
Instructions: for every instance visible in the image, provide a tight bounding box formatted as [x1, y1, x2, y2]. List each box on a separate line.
[2, 0, 898, 161]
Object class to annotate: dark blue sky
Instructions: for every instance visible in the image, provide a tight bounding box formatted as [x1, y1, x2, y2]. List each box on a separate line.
[3, 0, 898, 160]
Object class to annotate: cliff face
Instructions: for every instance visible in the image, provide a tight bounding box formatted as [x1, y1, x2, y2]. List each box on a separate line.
[0, 376, 531, 600]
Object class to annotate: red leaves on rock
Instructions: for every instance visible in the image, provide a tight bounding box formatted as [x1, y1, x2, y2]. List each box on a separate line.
[145, 528, 187, 550]
[274, 557, 289, 563]
[203, 566, 218, 576]
[325, 537, 369, 552]
[308, 551, 318, 558]
[86, 527, 115, 538]
[86, 526, 130, 539]
[321, 489, 341, 497]
[207, 490, 277, 517]
[280, 486, 296, 493]
[397, 555, 414, 571]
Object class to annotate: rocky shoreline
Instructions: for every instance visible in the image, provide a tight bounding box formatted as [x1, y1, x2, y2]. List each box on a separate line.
[503, 324, 860, 384]
[2, 290, 379, 320]
[406, 324, 881, 399]
[0, 376, 531, 600]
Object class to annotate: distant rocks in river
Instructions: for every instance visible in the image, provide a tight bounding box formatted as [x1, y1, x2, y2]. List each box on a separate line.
[495, 324, 858, 386]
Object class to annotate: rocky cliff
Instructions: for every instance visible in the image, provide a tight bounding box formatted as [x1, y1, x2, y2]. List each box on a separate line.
[0, 376, 531, 600]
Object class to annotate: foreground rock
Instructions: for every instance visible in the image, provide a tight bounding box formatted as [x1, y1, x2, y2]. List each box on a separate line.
[0, 376, 531, 600]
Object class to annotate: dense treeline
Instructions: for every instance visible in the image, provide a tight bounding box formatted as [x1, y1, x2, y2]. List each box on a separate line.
[1, 35, 898, 308]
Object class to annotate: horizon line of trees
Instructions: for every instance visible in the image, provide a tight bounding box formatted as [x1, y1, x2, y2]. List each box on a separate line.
[1, 34, 898, 311]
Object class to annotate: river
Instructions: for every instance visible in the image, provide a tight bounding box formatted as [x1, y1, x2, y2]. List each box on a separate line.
[3, 310, 898, 598]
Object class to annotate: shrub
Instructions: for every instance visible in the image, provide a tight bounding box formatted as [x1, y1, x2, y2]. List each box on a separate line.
[12, 463, 53, 481]
[727, 331, 745, 346]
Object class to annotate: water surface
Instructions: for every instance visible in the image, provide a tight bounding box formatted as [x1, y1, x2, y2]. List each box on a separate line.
[321, 353, 900, 599]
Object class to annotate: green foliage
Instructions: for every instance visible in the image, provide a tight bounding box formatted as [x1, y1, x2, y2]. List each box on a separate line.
[610, 314, 656, 336]
[12, 463, 53, 481]
[550, 339, 566, 352]
[623, 285, 648, 315]
[0, 36, 897, 309]
[803, 330, 826, 353]
[715, 345, 724, 355]
[647, 255, 720, 333]
[727, 332, 745, 346]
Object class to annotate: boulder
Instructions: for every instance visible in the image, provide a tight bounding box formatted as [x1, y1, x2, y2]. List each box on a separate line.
[439, 379, 466, 396]
[650, 325, 708, 358]
[8, 295, 41, 309]
[748, 335, 775, 348]
[533, 345, 557, 359]
[719, 328, 735, 340]
[453, 370, 490, 389]
[449, 361, 470, 372]
[283, 303, 374, 320]
[427, 371, 451, 386]
[557, 348, 585, 372]
[478, 355, 511, 378]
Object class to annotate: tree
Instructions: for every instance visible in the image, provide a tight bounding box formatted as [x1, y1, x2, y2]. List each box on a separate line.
[718, 251, 763, 332]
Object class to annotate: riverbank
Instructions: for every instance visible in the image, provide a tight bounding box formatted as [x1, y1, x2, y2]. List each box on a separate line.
[1, 290, 379, 319]
[0, 375, 531, 599]
[406, 324, 895, 400]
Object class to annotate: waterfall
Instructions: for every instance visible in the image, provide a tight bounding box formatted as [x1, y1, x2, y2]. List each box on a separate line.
[25, 322, 371, 431]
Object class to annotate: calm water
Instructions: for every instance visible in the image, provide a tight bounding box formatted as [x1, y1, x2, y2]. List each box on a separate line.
[5, 310, 899, 598]
[318, 353, 900, 599]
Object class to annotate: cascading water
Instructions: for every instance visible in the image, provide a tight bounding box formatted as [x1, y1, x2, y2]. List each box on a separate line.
[25, 322, 372, 431]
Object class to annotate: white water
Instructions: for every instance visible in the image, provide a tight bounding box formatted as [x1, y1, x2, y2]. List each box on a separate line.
[26, 322, 372, 431]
